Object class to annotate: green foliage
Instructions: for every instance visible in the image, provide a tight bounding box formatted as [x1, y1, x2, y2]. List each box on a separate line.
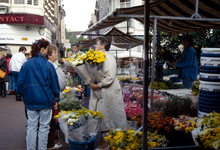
[154, 95, 192, 118]
[66, 76, 73, 87]
[66, 32, 89, 51]
[60, 93, 82, 111]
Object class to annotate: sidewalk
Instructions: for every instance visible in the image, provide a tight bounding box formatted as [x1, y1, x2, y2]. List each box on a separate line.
[0, 95, 100, 150]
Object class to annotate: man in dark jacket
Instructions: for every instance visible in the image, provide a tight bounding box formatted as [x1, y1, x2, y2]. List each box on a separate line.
[17, 39, 60, 150]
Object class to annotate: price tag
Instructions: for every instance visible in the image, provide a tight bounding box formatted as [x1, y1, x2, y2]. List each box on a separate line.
[133, 126, 143, 136]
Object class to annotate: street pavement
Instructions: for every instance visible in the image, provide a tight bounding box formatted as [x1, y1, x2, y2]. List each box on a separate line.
[0, 94, 100, 150]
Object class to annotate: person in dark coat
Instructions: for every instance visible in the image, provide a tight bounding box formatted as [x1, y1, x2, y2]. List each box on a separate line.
[0, 51, 9, 98]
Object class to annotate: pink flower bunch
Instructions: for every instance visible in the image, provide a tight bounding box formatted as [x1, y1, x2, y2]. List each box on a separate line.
[124, 102, 143, 120]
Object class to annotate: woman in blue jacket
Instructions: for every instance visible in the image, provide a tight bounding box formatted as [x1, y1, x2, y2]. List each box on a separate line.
[17, 38, 60, 150]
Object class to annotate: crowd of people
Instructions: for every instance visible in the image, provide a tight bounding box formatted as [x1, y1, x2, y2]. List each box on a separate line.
[0, 36, 127, 150]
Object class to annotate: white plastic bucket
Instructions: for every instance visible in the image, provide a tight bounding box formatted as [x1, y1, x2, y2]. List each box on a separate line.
[201, 57, 220, 67]
[199, 80, 220, 91]
[198, 110, 209, 118]
[201, 48, 220, 54]
[200, 72, 220, 79]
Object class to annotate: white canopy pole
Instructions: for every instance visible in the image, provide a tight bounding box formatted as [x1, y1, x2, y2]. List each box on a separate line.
[129, 44, 131, 75]
[150, 18, 157, 112]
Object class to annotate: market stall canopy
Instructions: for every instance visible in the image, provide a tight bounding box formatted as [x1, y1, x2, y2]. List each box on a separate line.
[79, 27, 143, 49]
[115, 51, 144, 59]
[81, 0, 220, 35]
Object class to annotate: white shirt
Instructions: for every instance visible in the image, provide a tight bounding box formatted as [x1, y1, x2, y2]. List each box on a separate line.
[9, 52, 27, 72]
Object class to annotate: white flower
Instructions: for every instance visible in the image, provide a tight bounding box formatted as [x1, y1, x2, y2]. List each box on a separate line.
[174, 126, 179, 131]
[62, 113, 71, 119]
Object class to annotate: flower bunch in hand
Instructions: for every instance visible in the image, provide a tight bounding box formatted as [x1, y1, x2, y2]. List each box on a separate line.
[84, 48, 107, 66]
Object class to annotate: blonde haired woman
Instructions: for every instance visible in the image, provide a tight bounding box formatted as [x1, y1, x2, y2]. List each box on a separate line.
[67, 51, 73, 58]
[0, 51, 9, 98]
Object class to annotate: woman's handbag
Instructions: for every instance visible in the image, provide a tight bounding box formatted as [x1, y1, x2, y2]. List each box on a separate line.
[0, 69, 6, 79]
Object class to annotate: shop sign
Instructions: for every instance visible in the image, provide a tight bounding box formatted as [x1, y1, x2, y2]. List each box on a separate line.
[0, 14, 44, 25]
[0, 38, 14, 40]
[21, 38, 28, 41]
[61, 19, 66, 43]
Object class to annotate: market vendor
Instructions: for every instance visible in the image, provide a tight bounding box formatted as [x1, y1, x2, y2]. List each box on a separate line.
[67, 43, 82, 85]
[169, 34, 198, 89]
[89, 37, 127, 150]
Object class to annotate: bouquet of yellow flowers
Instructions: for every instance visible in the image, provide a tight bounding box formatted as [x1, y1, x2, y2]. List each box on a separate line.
[54, 107, 104, 143]
[192, 112, 220, 149]
[73, 48, 107, 99]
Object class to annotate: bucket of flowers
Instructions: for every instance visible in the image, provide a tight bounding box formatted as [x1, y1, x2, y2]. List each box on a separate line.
[54, 107, 104, 147]
[169, 115, 199, 146]
[104, 127, 167, 149]
[192, 111, 220, 150]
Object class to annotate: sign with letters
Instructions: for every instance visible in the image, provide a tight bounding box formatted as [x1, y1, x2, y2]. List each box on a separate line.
[0, 14, 44, 25]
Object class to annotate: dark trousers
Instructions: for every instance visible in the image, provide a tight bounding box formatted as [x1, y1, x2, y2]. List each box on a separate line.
[12, 71, 22, 100]
[47, 109, 56, 148]
[0, 82, 6, 97]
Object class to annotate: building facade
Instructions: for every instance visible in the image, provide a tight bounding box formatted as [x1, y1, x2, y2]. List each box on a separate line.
[0, 0, 65, 55]
[95, 0, 144, 53]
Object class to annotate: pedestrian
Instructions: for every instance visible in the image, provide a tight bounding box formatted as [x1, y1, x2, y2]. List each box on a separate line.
[67, 51, 73, 58]
[46, 44, 66, 150]
[9, 46, 27, 101]
[169, 34, 198, 89]
[0, 51, 9, 98]
[68, 43, 82, 86]
[17, 38, 60, 150]
[25, 53, 29, 60]
[6, 54, 15, 95]
[89, 37, 127, 150]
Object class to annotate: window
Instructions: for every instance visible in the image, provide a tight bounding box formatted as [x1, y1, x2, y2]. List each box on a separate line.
[27, 0, 32, 5]
[120, 0, 131, 8]
[34, 0, 38, 6]
[27, 0, 38, 5]
[14, 0, 25, 4]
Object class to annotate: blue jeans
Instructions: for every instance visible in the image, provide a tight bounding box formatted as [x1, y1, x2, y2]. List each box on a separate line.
[12, 71, 19, 91]
[26, 109, 52, 150]
[182, 77, 194, 89]
[8, 73, 15, 91]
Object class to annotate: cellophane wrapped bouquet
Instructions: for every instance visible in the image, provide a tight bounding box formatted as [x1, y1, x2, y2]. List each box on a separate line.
[70, 48, 107, 99]
[54, 107, 104, 142]
[192, 112, 220, 149]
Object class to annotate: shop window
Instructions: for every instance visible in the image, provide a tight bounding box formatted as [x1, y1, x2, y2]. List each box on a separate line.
[120, 0, 130, 8]
[14, 0, 25, 4]
[0, 0, 9, 3]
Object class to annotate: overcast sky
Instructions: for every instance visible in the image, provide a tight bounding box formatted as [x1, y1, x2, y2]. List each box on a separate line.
[63, 0, 96, 32]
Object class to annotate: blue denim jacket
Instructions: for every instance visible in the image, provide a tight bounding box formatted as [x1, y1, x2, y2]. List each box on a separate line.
[17, 53, 60, 110]
[175, 46, 198, 81]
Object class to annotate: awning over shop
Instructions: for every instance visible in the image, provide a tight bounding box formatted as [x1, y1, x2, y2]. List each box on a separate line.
[79, 27, 143, 49]
[81, 0, 220, 35]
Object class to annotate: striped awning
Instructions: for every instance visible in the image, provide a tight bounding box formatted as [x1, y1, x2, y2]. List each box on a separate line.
[81, 0, 220, 35]
[79, 27, 143, 49]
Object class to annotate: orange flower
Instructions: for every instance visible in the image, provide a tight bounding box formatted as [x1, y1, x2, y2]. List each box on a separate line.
[165, 126, 171, 132]
[112, 147, 116, 150]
